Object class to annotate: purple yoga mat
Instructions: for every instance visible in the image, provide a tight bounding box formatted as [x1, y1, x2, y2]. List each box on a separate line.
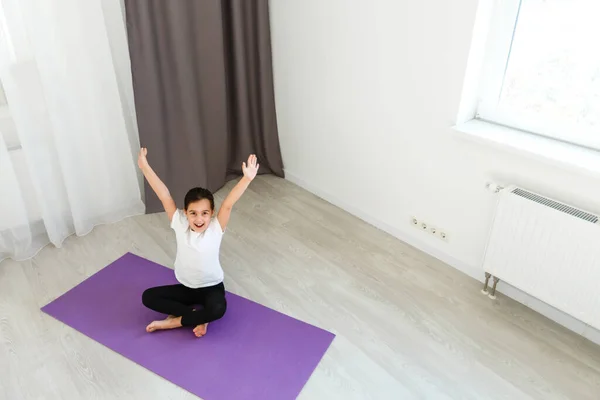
[41, 252, 335, 400]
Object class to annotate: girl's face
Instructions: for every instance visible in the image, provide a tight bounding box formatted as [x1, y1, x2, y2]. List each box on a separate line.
[185, 199, 213, 233]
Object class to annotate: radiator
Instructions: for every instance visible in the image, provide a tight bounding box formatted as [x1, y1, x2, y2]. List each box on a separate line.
[481, 185, 600, 331]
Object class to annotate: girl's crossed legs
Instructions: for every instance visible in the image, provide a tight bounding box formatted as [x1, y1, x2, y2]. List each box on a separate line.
[142, 282, 227, 337]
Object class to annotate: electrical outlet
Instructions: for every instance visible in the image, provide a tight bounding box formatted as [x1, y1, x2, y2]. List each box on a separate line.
[410, 216, 449, 242]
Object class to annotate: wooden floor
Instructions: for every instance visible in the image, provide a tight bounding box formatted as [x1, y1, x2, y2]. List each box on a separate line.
[1, 175, 600, 400]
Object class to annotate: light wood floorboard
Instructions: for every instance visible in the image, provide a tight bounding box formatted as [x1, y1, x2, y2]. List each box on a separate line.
[1, 175, 600, 399]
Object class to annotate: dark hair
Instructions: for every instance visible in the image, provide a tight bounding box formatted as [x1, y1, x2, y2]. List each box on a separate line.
[184, 187, 215, 211]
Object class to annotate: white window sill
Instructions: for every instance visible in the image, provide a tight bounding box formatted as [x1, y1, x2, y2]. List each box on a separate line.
[452, 119, 600, 179]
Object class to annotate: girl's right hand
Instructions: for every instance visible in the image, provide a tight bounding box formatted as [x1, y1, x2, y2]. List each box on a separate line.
[138, 147, 149, 169]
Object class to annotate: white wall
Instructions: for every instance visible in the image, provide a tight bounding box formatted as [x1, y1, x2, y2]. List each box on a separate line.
[269, 0, 600, 344]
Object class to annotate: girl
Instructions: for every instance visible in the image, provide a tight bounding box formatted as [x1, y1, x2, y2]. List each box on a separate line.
[137, 147, 259, 337]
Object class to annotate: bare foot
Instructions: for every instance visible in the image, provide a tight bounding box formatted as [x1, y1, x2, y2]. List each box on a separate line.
[193, 323, 208, 337]
[146, 316, 182, 332]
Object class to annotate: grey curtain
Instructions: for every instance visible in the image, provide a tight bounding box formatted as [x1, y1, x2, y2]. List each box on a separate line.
[124, 0, 284, 213]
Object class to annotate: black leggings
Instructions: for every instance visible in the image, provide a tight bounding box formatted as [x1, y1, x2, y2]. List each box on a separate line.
[142, 282, 227, 327]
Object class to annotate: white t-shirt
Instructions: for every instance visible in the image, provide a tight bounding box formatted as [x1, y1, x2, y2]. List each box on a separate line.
[170, 209, 225, 288]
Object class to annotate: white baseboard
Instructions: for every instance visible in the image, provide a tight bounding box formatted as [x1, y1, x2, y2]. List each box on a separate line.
[283, 169, 600, 346]
[284, 171, 481, 276]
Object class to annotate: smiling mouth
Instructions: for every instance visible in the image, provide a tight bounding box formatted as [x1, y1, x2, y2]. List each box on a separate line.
[194, 222, 204, 229]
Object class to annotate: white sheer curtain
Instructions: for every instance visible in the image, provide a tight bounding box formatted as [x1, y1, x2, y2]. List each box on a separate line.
[0, 0, 145, 262]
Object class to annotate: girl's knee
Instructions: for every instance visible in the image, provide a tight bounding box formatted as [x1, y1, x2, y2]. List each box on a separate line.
[208, 302, 227, 320]
[141, 288, 156, 307]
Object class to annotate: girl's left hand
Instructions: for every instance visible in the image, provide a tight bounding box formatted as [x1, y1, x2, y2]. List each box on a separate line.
[242, 154, 259, 181]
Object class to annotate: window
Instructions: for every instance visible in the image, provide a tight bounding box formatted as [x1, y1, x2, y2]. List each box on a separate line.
[475, 0, 600, 150]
